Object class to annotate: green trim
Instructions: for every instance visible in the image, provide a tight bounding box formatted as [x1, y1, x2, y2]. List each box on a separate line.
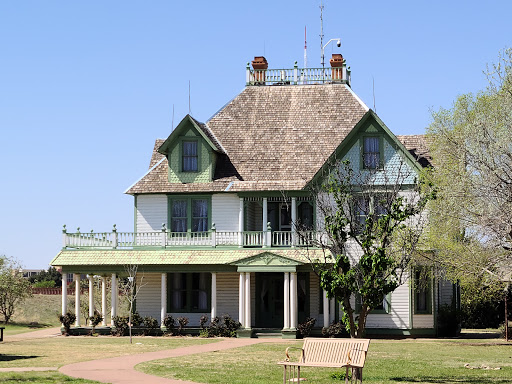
[413, 267, 433, 315]
[60, 265, 238, 274]
[364, 327, 436, 336]
[237, 191, 312, 198]
[168, 195, 212, 233]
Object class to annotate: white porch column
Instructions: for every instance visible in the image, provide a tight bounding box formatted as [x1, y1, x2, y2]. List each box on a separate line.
[291, 197, 297, 247]
[88, 275, 94, 321]
[244, 272, 251, 328]
[323, 289, 330, 328]
[211, 272, 217, 320]
[74, 274, 80, 326]
[238, 272, 245, 326]
[329, 298, 335, 323]
[111, 273, 117, 324]
[238, 198, 244, 247]
[101, 276, 107, 326]
[161, 273, 167, 325]
[290, 272, 298, 329]
[61, 273, 67, 316]
[283, 272, 290, 329]
[262, 198, 268, 247]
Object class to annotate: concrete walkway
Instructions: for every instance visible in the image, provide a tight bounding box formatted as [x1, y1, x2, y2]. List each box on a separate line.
[60, 338, 282, 384]
[3, 326, 62, 342]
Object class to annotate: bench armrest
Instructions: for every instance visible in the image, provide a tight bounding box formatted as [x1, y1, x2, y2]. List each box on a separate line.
[284, 346, 304, 362]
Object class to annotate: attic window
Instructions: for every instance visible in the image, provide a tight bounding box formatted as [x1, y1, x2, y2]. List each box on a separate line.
[363, 137, 380, 169]
[183, 141, 198, 172]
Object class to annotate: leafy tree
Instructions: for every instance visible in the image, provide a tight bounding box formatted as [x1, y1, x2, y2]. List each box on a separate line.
[425, 48, 512, 298]
[28, 266, 62, 286]
[0, 256, 32, 324]
[304, 159, 430, 342]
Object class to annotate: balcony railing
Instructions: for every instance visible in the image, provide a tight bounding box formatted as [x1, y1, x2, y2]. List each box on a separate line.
[61, 225, 322, 250]
[246, 62, 351, 86]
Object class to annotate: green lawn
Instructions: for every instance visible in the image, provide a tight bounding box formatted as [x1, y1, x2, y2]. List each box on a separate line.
[137, 338, 512, 384]
[0, 372, 99, 383]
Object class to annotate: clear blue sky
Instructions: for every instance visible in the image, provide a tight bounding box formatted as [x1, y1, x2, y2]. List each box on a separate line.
[1, 1, 511, 269]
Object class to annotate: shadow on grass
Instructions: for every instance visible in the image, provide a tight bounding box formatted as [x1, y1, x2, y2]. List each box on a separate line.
[7, 322, 53, 329]
[391, 377, 510, 383]
[0, 355, 38, 362]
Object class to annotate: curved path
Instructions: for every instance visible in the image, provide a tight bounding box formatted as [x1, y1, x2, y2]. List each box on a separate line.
[60, 338, 282, 384]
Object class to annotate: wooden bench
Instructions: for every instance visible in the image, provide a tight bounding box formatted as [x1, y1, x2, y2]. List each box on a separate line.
[0, 327, 4, 342]
[277, 338, 371, 383]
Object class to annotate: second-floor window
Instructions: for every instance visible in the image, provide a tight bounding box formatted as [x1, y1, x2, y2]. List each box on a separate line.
[182, 141, 198, 172]
[363, 137, 380, 169]
[170, 197, 209, 232]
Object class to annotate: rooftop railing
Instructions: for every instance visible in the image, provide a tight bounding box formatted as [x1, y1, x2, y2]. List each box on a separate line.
[246, 62, 351, 86]
[61, 224, 323, 250]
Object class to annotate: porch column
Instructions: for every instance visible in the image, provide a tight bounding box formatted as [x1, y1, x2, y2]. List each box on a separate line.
[61, 273, 67, 316]
[239, 272, 245, 326]
[111, 274, 117, 324]
[323, 289, 330, 328]
[211, 272, 217, 320]
[238, 198, 244, 247]
[283, 272, 290, 329]
[290, 272, 298, 329]
[262, 198, 268, 247]
[244, 272, 251, 329]
[329, 298, 335, 324]
[88, 275, 94, 321]
[291, 197, 297, 247]
[161, 273, 167, 325]
[74, 274, 80, 326]
[101, 276, 107, 326]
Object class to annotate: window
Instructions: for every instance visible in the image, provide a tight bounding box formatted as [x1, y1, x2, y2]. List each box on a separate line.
[298, 202, 314, 230]
[353, 195, 388, 234]
[169, 197, 210, 232]
[168, 272, 210, 312]
[355, 292, 391, 314]
[414, 268, 432, 314]
[363, 137, 380, 169]
[182, 141, 198, 172]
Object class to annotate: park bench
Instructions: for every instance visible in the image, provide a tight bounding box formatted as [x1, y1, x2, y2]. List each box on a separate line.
[277, 337, 371, 383]
[0, 327, 4, 342]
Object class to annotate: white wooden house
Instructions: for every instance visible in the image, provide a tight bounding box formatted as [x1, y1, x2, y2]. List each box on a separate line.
[51, 54, 457, 337]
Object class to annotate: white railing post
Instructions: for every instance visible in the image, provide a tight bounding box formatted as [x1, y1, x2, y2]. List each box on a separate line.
[112, 224, 118, 249]
[246, 62, 251, 85]
[293, 61, 298, 85]
[77, 227, 81, 248]
[266, 222, 272, 247]
[262, 198, 268, 247]
[211, 223, 216, 247]
[291, 197, 297, 248]
[62, 225, 67, 248]
[238, 198, 244, 248]
[161, 223, 167, 248]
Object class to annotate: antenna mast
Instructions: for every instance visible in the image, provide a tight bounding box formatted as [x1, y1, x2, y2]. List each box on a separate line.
[304, 26, 307, 69]
[320, 1, 324, 70]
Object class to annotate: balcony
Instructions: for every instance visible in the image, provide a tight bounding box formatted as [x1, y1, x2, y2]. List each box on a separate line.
[61, 225, 323, 250]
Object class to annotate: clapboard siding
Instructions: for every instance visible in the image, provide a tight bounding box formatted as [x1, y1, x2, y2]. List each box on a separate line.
[136, 273, 161, 322]
[136, 195, 168, 232]
[366, 282, 411, 329]
[439, 279, 454, 306]
[217, 273, 240, 320]
[212, 194, 239, 231]
[310, 273, 321, 324]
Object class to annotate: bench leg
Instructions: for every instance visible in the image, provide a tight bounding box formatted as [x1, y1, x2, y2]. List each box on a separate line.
[297, 366, 300, 382]
[283, 365, 286, 384]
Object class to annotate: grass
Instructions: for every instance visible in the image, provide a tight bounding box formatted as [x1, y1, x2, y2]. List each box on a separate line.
[137, 338, 512, 384]
[0, 372, 99, 383]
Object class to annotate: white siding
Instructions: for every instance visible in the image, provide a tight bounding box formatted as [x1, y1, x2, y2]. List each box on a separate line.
[212, 194, 239, 231]
[366, 282, 411, 329]
[413, 314, 434, 328]
[136, 195, 168, 232]
[309, 272, 321, 325]
[136, 273, 161, 322]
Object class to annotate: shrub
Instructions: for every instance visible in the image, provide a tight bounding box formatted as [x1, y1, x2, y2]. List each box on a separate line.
[111, 315, 129, 336]
[177, 317, 189, 335]
[59, 312, 76, 335]
[297, 317, 316, 338]
[163, 315, 175, 335]
[143, 316, 159, 335]
[131, 312, 143, 327]
[88, 311, 103, 333]
[32, 280, 56, 288]
[322, 321, 347, 338]
[437, 304, 461, 337]
[206, 314, 241, 337]
[199, 315, 208, 329]
[207, 316, 221, 337]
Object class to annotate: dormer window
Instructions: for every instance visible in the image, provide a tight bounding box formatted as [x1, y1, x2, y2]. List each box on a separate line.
[363, 137, 380, 169]
[182, 141, 198, 172]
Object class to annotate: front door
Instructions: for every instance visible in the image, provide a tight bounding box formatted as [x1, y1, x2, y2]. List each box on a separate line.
[256, 273, 284, 328]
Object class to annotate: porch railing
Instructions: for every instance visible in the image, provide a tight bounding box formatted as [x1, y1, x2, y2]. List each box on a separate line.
[246, 63, 351, 86]
[62, 225, 322, 250]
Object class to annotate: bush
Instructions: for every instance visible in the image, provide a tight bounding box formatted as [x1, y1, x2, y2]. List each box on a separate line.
[322, 321, 347, 338]
[111, 315, 129, 336]
[297, 317, 316, 338]
[199, 315, 208, 329]
[206, 314, 241, 337]
[437, 304, 461, 337]
[143, 316, 159, 335]
[177, 317, 189, 335]
[88, 311, 103, 330]
[163, 315, 176, 335]
[32, 280, 56, 288]
[59, 312, 76, 335]
[131, 312, 143, 327]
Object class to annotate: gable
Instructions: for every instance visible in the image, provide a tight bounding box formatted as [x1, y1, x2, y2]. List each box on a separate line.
[230, 251, 303, 272]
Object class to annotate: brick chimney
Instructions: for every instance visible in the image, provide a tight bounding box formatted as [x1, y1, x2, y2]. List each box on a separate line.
[330, 54, 344, 82]
[251, 56, 268, 84]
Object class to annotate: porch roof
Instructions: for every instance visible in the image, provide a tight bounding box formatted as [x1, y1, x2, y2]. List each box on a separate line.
[51, 248, 329, 267]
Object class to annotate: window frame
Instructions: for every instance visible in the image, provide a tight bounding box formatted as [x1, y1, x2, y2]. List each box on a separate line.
[168, 195, 212, 233]
[167, 272, 211, 313]
[413, 268, 432, 315]
[355, 292, 391, 314]
[361, 135, 384, 170]
[181, 139, 199, 173]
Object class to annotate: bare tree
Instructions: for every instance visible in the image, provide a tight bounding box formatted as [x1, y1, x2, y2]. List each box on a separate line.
[119, 264, 146, 343]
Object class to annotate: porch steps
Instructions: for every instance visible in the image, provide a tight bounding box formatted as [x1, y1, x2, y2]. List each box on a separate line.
[254, 329, 283, 338]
